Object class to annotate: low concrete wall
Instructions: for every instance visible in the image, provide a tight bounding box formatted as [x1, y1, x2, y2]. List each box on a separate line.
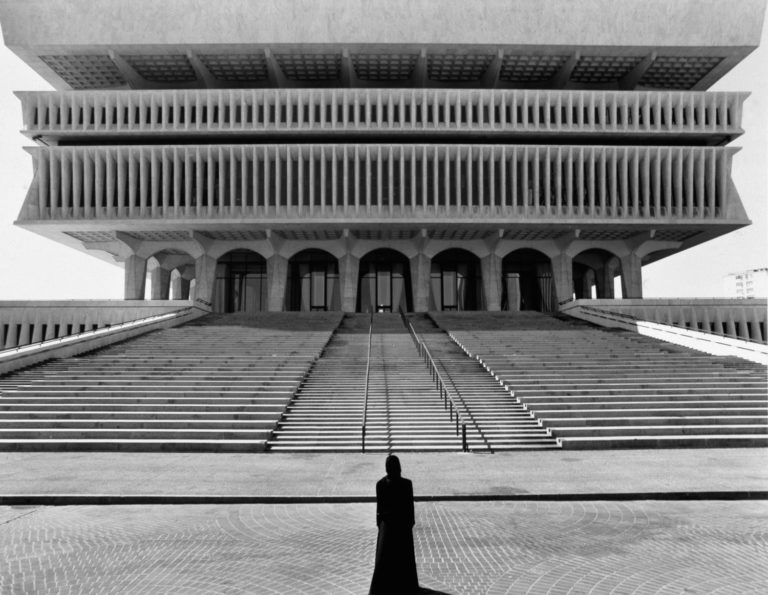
[564, 298, 767, 344]
[0, 300, 194, 349]
[561, 300, 768, 365]
[0, 304, 207, 376]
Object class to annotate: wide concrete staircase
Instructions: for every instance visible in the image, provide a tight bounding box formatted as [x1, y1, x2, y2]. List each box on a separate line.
[435, 311, 768, 449]
[269, 313, 475, 451]
[0, 313, 340, 451]
[408, 314, 559, 451]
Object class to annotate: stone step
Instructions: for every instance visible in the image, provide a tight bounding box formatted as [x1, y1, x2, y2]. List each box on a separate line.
[543, 415, 768, 427]
[0, 428, 273, 440]
[518, 393, 765, 403]
[531, 405, 768, 415]
[559, 435, 768, 449]
[0, 391, 295, 399]
[0, 411, 282, 420]
[0, 419, 277, 429]
[436, 311, 768, 450]
[551, 424, 768, 437]
[0, 439, 268, 452]
[0, 403, 286, 411]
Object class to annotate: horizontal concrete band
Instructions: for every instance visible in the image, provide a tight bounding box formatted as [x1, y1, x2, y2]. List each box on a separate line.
[1, 492, 766, 506]
[2, 0, 762, 49]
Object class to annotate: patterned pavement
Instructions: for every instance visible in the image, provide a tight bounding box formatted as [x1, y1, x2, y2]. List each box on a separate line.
[1, 499, 767, 595]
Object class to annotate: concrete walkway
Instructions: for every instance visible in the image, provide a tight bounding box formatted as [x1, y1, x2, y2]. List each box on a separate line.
[2, 450, 767, 594]
[1, 448, 766, 502]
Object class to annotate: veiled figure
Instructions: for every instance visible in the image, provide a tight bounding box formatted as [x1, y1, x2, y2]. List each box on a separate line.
[369, 455, 420, 594]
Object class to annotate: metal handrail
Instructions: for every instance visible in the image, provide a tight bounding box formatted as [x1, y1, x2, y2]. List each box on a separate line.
[399, 307, 420, 347]
[398, 307, 467, 451]
[419, 342, 468, 452]
[361, 310, 374, 453]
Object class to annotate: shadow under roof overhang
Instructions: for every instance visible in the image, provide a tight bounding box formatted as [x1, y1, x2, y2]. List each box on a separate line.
[13, 218, 752, 269]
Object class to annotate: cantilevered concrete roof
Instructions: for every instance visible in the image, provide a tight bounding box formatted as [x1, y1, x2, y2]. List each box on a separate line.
[1, 0, 765, 91]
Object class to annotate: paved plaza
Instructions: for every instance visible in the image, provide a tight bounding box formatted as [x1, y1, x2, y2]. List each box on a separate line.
[0, 449, 767, 594]
[1, 499, 767, 594]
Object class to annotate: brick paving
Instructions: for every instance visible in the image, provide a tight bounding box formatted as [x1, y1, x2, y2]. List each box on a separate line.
[1, 499, 767, 594]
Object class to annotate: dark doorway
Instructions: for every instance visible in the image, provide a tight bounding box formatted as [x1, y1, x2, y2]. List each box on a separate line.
[212, 250, 267, 313]
[430, 249, 482, 311]
[501, 249, 555, 312]
[358, 249, 412, 312]
[287, 249, 340, 311]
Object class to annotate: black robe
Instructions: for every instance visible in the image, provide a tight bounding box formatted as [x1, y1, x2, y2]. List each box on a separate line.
[369, 475, 419, 594]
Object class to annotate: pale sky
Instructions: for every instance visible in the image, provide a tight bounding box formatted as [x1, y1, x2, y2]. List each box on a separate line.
[0, 18, 766, 301]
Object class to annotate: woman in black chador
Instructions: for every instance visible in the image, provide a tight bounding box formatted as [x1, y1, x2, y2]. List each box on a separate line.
[369, 454, 420, 595]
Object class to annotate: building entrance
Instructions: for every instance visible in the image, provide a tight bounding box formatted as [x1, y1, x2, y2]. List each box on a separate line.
[357, 249, 412, 312]
[430, 249, 482, 311]
[212, 250, 267, 313]
[502, 249, 556, 312]
[287, 250, 340, 311]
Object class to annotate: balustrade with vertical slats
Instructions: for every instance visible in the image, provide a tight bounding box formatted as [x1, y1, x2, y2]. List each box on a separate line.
[23, 144, 735, 222]
[18, 89, 745, 137]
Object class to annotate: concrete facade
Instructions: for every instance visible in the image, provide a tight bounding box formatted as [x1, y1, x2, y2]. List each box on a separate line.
[0, 0, 764, 313]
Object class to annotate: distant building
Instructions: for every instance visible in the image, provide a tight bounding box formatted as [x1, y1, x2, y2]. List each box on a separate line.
[725, 268, 768, 298]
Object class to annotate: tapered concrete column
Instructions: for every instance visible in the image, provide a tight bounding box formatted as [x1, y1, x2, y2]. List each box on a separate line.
[267, 254, 288, 312]
[170, 274, 181, 300]
[18, 324, 31, 348]
[4, 321, 18, 349]
[180, 278, 191, 300]
[480, 254, 502, 311]
[738, 310, 751, 340]
[551, 253, 574, 308]
[409, 253, 431, 312]
[752, 308, 765, 342]
[339, 254, 360, 312]
[150, 268, 172, 300]
[169, 275, 191, 300]
[506, 273, 521, 312]
[598, 261, 617, 299]
[620, 253, 643, 298]
[581, 269, 595, 299]
[124, 255, 147, 300]
[31, 320, 43, 343]
[193, 254, 217, 306]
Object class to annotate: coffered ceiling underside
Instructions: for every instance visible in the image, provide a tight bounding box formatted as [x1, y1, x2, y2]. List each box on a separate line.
[64, 227, 701, 244]
[37, 48, 730, 91]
